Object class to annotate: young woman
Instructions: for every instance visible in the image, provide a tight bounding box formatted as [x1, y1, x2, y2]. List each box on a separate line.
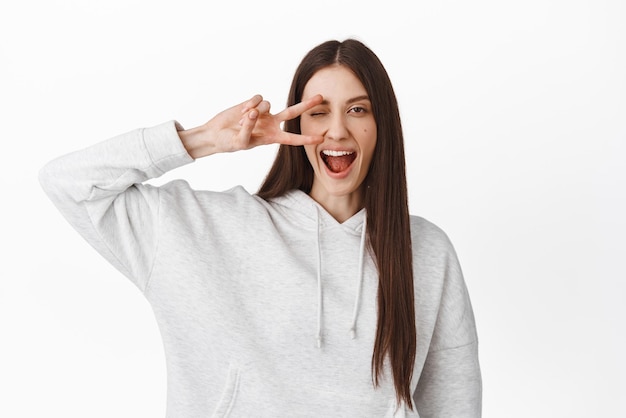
[40, 39, 481, 417]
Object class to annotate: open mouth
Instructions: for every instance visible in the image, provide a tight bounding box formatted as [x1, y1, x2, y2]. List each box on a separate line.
[320, 150, 357, 173]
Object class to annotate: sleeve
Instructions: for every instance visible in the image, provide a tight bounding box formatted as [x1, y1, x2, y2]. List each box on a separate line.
[413, 234, 482, 417]
[38, 120, 194, 291]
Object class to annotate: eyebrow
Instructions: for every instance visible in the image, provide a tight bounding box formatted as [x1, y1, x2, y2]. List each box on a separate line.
[319, 95, 370, 106]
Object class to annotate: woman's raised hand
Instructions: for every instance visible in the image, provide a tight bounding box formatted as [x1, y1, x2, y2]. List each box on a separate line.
[179, 94, 324, 159]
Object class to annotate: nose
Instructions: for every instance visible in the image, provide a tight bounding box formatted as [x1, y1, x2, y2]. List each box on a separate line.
[324, 113, 349, 142]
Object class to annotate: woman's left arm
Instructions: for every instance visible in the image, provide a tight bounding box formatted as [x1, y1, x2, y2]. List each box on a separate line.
[413, 231, 482, 417]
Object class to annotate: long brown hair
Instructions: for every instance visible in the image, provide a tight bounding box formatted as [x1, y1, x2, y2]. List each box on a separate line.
[258, 39, 416, 408]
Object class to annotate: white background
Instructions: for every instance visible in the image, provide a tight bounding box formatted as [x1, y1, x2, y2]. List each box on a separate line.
[1, 1, 624, 417]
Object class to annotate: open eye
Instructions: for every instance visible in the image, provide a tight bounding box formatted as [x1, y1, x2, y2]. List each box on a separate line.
[349, 106, 368, 114]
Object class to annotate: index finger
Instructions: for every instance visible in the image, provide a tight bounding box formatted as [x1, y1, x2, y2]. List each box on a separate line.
[275, 94, 323, 122]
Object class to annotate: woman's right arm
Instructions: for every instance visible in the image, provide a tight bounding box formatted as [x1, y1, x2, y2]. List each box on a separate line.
[39, 120, 192, 291]
[39, 95, 323, 291]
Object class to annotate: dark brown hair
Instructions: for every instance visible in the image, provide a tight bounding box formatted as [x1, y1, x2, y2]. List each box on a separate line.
[258, 39, 416, 408]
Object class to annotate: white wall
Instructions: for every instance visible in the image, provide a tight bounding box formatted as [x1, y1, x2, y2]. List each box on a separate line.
[1, 1, 624, 416]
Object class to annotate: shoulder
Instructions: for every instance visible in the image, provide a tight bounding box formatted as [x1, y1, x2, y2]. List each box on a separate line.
[408, 215, 465, 294]
[158, 181, 257, 203]
[157, 181, 270, 219]
[409, 215, 456, 257]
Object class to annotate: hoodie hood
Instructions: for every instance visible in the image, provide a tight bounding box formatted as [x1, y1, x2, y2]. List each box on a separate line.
[268, 189, 366, 232]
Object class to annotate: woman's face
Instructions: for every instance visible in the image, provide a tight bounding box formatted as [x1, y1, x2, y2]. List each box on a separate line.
[301, 65, 377, 205]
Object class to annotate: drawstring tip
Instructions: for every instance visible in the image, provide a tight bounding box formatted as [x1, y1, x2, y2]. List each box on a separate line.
[349, 328, 356, 339]
[316, 336, 322, 349]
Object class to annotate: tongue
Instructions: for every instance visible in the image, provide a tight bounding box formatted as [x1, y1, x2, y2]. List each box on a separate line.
[326, 155, 354, 173]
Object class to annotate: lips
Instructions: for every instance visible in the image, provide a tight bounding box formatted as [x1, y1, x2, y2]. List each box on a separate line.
[320, 149, 356, 173]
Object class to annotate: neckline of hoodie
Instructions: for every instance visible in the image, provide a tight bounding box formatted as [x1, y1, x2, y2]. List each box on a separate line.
[262, 189, 366, 234]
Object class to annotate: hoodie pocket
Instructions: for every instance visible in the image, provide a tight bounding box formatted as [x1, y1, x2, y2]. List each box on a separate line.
[211, 364, 241, 418]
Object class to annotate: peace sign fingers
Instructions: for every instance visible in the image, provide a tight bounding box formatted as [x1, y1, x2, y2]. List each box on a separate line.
[274, 94, 323, 123]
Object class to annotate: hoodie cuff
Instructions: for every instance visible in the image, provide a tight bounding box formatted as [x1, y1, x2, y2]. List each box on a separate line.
[142, 120, 194, 175]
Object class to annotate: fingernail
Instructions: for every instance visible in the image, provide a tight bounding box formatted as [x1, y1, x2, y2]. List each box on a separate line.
[249, 110, 258, 119]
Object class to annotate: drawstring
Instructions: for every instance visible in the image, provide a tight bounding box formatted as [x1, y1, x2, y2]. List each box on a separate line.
[315, 207, 323, 348]
[314, 206, 367, 348]
[349, 215, 367, 339]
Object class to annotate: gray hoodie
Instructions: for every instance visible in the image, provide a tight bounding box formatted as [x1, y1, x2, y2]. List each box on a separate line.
[39, 120, 481, 417]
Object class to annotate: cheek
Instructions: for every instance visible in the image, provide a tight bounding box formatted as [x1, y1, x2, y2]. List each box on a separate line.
[301, 118, 327, 137]
[300, 119, 314, 135]
[361, 126, 377, 164]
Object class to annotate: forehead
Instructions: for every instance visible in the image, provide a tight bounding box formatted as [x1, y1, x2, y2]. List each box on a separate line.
[302, 65, 368, 101]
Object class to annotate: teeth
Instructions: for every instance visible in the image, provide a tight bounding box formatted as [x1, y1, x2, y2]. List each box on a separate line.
[321, 150, 354, 157]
